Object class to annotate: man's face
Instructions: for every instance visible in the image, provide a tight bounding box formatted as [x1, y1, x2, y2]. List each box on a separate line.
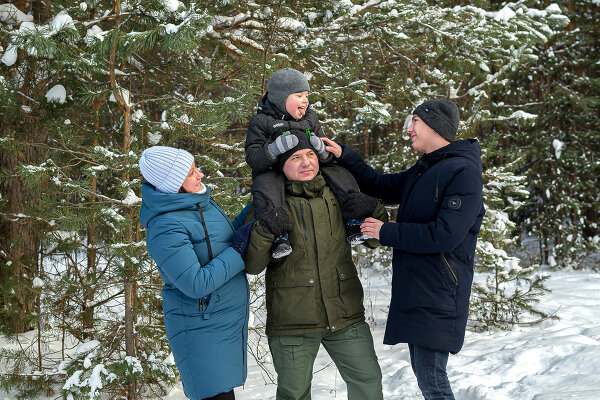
[282, 148, 319, 181]
[285, 91, 309, 120]
[406, 114, 445, 153]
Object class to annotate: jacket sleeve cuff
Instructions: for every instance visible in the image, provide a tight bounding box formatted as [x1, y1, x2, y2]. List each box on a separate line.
[220, 246, 246, 274]
[379, 222, 398, 248]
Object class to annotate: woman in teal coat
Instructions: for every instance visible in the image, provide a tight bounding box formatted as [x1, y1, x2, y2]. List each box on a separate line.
[139, 146, 254, 400]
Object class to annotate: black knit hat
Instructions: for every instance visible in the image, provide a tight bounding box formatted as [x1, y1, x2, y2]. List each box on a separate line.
[276, 129, 313, 171]
[267, 68, 310, 113]
[413, 100, 460, 142]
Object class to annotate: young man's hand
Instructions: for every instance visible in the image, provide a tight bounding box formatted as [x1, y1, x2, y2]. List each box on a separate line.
[360, 217, 384, 240]
[321, 137, 342, 158]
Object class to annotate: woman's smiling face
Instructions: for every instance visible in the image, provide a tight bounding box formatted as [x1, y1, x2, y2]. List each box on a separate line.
[180, 162, 205, 193]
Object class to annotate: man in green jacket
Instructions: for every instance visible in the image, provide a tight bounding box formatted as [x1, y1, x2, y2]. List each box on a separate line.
[245, 130, 387, 400]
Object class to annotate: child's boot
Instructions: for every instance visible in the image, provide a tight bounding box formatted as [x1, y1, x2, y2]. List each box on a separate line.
[345, 218, 373, 245]
[271, 232, 292, 259]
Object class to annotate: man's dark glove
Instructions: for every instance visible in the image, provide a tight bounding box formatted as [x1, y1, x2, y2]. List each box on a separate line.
[258, 206, 294, 236]
[231, 219, 256, 256]
[340, 192, 378, 220]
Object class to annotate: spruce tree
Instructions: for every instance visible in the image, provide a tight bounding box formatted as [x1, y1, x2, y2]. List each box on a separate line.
[501, 0, 600, 268]
[471, 163, 550, 329]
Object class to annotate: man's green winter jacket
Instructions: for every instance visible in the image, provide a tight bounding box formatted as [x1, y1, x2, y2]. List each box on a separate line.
[244, 174, 388, 336]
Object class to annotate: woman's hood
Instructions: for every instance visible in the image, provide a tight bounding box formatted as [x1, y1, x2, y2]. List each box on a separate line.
[139, 182, 211, 228]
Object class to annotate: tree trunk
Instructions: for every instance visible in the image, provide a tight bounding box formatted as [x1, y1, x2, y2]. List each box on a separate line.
[110, 2, 136, 396]
[0, 48, 47, 334]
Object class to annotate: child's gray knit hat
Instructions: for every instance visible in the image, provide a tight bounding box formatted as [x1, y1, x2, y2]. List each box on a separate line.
[267, 68, 310, 113]
[139, 146, 194, 193]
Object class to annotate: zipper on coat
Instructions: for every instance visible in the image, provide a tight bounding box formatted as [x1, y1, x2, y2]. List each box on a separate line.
[196, 204, 214, 259]
[196, 203, 214, 313]
[325, 198, 334, 236]
[433, 155, 447, 204]
[241, 279, 249, 381]
[300, 202, 308, 240]
[441, 253, 458, 286]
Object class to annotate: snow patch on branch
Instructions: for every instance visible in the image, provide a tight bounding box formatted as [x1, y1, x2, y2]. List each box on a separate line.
[109, 86, 132, 107]
[85, 25, 109, 46]
[123, 189, 142, 205]
[75, 340, 101, 356]
[1, 44, 18, 66]
[278, 17, 305, 34]
[0, 4, 33, 25]
[162, 0, 182, 13]
[552, 139, 564, 159]
[46, 85, 67, 104]
[509, 110, 537, 120]
[495, 6, 516, 22]
[51, 12, 75, 32]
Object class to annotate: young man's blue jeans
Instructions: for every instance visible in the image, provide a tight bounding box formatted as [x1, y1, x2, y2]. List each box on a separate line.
[408, 344, 455, 400]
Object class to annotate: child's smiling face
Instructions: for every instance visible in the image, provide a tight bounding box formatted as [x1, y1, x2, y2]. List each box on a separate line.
[285, 91, 309, 120]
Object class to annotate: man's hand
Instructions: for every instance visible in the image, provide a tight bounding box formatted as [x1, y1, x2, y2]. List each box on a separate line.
[361, 217, 384, 240]
[321, 137, 342, 158]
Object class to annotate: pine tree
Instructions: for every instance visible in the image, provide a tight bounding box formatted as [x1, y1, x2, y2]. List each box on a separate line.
[471, 163, 551, 330]
[0, 1, 254, 397]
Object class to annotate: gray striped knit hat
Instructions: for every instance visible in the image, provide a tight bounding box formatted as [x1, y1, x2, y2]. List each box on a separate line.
[139, 146, 194, 193]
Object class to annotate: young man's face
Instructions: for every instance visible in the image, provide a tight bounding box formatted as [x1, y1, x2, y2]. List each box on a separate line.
[282, 148, 319, 181]
[406, 115, 446, 154]
[180, 162, 205, 193]
[285, 91, 309, 120]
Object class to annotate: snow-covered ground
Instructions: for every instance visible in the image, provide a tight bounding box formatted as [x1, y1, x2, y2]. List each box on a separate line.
[2, 270, 599, 400]
[168, 270, 600, 400]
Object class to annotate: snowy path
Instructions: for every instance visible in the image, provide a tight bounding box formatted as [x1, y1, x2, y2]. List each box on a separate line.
[230, 271, 600, 400]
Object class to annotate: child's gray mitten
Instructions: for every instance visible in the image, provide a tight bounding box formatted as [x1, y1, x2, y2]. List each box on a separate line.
[309, 134, 330, 161]
[267, 132, 299, 161]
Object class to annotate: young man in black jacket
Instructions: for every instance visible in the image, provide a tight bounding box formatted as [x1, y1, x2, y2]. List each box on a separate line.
[322, 100, 485, 400]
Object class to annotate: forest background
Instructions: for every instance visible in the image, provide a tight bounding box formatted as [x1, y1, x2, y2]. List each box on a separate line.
[0, 0, 598, 399]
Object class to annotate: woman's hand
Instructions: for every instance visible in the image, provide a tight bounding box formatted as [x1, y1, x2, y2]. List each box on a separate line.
[231, 220, 256, 256]
[321, 137, 342, 158]
[361, 217, 384, 240]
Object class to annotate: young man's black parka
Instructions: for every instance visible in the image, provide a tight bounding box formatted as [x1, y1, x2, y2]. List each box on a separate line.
[337, 139, 485, 354]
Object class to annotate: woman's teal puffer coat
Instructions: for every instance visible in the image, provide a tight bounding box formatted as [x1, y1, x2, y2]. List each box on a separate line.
[140, 182, 249, 399]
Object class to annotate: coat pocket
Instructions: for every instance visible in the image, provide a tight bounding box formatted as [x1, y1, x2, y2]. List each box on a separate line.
[267, 270, 320, 326]
[336, 262, 365, 318]
[438, 253, 458, 313]
[440, 252, 459, 289]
